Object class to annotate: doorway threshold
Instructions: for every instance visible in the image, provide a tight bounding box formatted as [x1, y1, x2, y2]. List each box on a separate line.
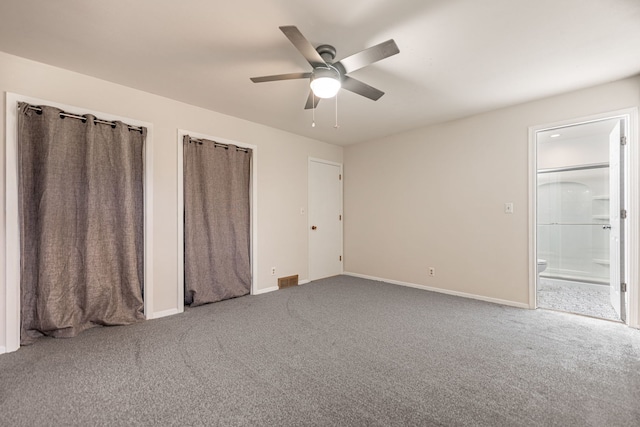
[538, 307, 623, 324]
[537, 278, 621, 321]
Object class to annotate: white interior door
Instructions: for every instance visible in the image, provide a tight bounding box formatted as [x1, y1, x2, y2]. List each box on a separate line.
[309, 159, 343, 280]
[609, 120, 625, 321]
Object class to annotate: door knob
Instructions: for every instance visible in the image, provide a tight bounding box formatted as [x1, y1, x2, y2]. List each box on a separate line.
[311, 225, 317, 230]
[603, 225, 612, 230]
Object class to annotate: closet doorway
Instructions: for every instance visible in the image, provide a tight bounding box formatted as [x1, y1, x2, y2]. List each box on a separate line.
[533, 116, 629, 321]
[4, 93, 154, 354]
[177, 130, 257, 312]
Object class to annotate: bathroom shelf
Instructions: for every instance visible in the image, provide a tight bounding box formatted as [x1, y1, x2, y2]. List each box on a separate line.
[592, 195, 610, 200]
[593, 258, 610, 266]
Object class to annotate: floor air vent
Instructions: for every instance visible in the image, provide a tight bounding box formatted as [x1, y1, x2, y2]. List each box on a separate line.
[278, 275, 299, 289]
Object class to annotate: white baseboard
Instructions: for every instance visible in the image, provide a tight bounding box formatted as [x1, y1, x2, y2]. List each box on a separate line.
[253, 286, 279, 295]
[149, 308, 181, 319]
[298, 279, 310, 285]
[0, 346, 6, 355]
[344, 272, 530, 309]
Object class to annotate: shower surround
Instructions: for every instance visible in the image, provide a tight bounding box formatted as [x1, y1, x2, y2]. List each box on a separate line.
[537, 166, 610, 284]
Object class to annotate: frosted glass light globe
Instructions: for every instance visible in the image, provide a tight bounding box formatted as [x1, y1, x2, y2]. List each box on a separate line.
[310, 68, 341, 98]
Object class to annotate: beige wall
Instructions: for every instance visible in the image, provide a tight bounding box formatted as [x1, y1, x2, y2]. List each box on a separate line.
[344, 76, 640, 323]
[0, 52, 343, 350]
[2, 49, 639, 352]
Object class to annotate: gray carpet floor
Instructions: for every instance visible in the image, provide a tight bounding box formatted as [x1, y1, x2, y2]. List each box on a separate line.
[537, 278, 620, 321]
[1, 275, 639, 426]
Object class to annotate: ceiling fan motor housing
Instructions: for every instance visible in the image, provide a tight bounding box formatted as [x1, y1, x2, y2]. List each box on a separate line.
[316, 44, 337, 63]
[314, 45, 346, 83]
[311, 66, 340, 82]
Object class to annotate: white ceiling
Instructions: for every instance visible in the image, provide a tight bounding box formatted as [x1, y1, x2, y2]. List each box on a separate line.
[1, 0, 639, 146]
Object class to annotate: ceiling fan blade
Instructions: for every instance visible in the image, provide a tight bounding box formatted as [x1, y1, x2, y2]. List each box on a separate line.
[304, 90, 321, 110]
[337, 39, 399, 74]
[250, 72, 311, 83]
[341, 76, 385, 101]
[279, 26, 327, 69]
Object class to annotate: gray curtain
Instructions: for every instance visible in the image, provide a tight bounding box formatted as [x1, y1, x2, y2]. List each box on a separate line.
[17, 103, 146, 345]
[183, 136, 252, 306]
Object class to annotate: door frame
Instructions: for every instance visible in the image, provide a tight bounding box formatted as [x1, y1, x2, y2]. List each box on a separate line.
[177, 129, 258, 313]
[528, 108, 639, 327]
[308, 157, 344, 281]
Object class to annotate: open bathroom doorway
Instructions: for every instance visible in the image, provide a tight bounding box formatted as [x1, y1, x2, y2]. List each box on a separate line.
[534, 116, 628, 322]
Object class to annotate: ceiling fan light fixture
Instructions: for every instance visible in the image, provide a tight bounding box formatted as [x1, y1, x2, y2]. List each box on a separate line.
[250, 26, 399, 109]
[310, 67, 341, 99]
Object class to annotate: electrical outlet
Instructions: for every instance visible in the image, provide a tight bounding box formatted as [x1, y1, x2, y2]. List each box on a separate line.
[271, 267, 276, 276]
[429, 267, 435, 277]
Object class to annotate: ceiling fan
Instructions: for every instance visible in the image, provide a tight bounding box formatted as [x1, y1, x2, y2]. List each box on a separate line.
[250, 26, 400, 109]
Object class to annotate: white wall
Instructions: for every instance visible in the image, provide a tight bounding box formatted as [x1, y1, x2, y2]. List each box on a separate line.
[344, 76, 640, 323]
[0, 51, 342, 351]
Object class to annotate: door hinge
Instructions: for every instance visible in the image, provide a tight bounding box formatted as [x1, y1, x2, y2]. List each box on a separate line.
[339, 255, 342, 261]
[621, 209, 627, 219]
[621, 282, 627, 293]
[339, 214, 342, 221]
[621, 136, 627, 146]
[339, 174, 342, 181]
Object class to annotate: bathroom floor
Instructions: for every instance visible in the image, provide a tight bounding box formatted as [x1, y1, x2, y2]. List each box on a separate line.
[537, 278, 620, 321]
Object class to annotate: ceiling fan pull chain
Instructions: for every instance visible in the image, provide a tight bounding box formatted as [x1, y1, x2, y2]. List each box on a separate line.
[334, 92, 339, 129]
[312, 93, 316, 128]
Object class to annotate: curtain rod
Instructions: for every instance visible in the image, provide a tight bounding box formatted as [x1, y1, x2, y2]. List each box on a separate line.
[24, 105, 144, 133]
[188, 136, 250, 153]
